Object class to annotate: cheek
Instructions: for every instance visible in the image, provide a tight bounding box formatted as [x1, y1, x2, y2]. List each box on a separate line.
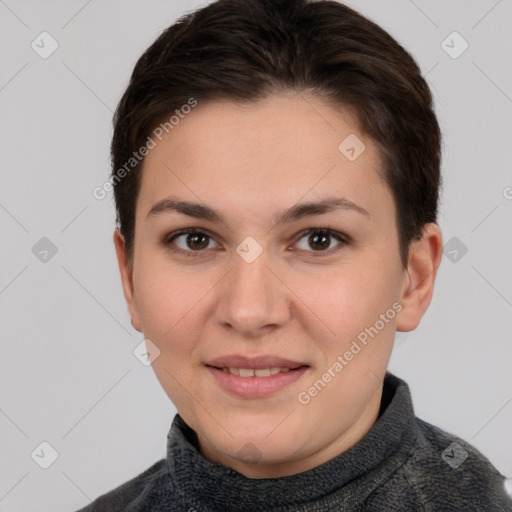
[134, 263, 211, 407]
[301, 264, 391, 339]
[133, 259, 212, 345]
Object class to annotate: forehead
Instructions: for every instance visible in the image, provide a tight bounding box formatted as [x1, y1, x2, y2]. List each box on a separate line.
[137, 93, 392, 221]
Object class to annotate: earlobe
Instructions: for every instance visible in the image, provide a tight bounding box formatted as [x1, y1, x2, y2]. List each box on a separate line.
[396, 223, 443, 332]
[113, 229, 142, 332]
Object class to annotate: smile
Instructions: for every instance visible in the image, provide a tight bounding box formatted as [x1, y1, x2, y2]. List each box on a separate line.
[206, 364, 309, 398]
[219, 367, 292, 377]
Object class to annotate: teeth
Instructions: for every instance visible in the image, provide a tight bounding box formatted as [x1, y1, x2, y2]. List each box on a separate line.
[222, 367, 293, 377]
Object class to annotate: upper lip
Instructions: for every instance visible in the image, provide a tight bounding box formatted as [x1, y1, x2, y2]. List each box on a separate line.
[205, 355, 308, 369]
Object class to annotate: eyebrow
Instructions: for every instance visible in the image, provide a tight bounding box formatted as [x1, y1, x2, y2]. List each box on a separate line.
[146, 196, 370, 225]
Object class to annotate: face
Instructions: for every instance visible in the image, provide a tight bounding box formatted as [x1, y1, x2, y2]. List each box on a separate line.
[114, 92, 442, 478]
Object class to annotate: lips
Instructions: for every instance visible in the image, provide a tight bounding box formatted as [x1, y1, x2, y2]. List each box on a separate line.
[205, 355, 307, 370]
[220, 367, 292, 377]
[205, 354, 310, 398]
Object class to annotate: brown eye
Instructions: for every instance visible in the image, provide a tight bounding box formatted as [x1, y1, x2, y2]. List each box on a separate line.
[294, 228, 348, 254]
[166, 229, 218, 253]
[308, 232, 330, 251]
[186, 232, 210, 250]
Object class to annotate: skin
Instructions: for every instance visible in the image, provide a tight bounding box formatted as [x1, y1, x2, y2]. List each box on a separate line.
[114, 92, 443, 478]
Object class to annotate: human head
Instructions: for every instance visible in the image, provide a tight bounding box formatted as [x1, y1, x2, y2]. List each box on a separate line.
[110, 0, 442, 269]
[111, 0, 443, 478]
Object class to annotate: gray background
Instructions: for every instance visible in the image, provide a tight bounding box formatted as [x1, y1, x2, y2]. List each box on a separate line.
[0, 1, 511, 510]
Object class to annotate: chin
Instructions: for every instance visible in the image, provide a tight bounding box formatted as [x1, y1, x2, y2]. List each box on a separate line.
[219, 424, 309, 463]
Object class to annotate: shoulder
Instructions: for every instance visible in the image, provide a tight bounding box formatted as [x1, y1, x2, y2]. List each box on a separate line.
[366, 418, 512, 511]
[74, 458, 172, 512]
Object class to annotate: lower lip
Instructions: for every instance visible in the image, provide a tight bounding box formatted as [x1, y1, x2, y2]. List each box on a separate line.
[206, 366, 309, 398]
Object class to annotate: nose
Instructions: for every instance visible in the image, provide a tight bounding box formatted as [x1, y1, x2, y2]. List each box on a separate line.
[214, 250, 291, 337]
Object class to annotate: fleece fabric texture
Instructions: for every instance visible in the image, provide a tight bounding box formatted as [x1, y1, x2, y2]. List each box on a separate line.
[75, 372, 512, 511]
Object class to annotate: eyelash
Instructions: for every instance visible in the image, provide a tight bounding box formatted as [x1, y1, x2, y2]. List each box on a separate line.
[162, 227, 350, 258]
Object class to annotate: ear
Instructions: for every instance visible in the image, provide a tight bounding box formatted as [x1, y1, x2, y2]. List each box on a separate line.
[396, 223, 443, 332]
[113, 229, 142, 332]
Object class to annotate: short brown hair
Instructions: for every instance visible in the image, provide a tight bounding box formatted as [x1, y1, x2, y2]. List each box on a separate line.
[111, 0, 442, 267]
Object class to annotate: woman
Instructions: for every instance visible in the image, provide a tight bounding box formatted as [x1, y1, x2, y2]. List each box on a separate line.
[77, 0, 512, 510]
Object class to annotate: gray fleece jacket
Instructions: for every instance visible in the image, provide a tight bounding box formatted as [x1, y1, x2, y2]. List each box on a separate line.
[75, 372, 512, 511]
